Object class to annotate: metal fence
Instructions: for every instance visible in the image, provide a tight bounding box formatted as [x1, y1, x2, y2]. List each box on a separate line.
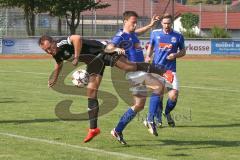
[0, 1, 239, 38]
[0, 8, 151, 38]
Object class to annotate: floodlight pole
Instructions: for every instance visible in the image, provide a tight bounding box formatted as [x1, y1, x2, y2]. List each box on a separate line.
[81, 15, 84, 37]
[94, 0, 97, 36]
[225, 4, 228, 31]
[117, 0, 119, 29]
[5, 9, 8, 36]
[150, 0, 153, 18]
[199, 3, 202, 36]
[123, 0, 125, 13]
[172, 0, 175, 29]
[91, 9, 94, 36]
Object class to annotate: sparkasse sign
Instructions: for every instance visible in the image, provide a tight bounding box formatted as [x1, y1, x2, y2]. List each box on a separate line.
[185, 40, 211, 55]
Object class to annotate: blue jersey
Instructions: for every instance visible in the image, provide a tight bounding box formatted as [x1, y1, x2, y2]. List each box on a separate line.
[111, 29, 144, 62]
[149, 29, 185, 72]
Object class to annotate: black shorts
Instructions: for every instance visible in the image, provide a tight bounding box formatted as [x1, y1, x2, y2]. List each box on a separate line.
[84, 53, 105, 76]
[101, 52, 122, 67]
[86, 65, 105, 76]
[83, 52, 122, 76]
[81, 39, 105, 55]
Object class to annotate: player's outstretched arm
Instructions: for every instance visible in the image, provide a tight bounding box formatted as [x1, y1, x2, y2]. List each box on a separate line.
[69, 35, 83, 66]
[48, 62, 63, 88]
[135, 15, 160, 35]
[104, 43, 125, 55]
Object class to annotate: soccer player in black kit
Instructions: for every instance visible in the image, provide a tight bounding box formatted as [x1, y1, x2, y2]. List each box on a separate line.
[38, 35, 173, 143]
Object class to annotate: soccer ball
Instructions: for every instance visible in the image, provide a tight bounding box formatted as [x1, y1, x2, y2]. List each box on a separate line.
[71, 69, 89, 87]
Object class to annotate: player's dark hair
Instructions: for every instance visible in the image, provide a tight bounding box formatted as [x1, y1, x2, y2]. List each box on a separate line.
[38, 35, 54, 45]
[123, 11, 138, 21]
[161, 13, 173, 22]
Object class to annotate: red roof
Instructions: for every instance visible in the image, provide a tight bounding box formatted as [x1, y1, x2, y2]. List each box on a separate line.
[173, 4, 240, 30]
[82, 0, 240, 29]
[82, 0, 172, 17]
[200, 12, 240, 29]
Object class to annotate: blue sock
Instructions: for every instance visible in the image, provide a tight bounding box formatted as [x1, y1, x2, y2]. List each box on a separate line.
[165, 98, 177, 115]
[155, 99, 163, 123]
[147, 93, 161, 122]
[115, 108, 137, 133]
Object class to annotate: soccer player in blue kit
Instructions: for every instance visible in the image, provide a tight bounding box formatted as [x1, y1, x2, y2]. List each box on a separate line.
[110, 11, 173, 144]
[145, 13, 186, 129]
[39, 35, 172, 143]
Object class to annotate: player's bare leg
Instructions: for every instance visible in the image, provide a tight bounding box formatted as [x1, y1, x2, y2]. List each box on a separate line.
[132, 96, 146, 112]
[114, 56, 166, 75]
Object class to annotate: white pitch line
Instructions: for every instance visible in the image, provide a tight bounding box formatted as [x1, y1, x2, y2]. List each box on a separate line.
[181, 85, 240, 93]
[0, 70, 49, 75]
[0, 132, 157, 160]
[0, 70, 239, 93]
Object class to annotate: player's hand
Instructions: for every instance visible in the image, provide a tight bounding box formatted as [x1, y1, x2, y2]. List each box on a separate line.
[145, 55, 151, 63]
[167, 53, 176, 60]
[115, 48, 125, 55]
[48, 79, 57, 88]
[163, 70, 174, 83]
[72, 58, 79, 66]
[149, 15, 161, 27]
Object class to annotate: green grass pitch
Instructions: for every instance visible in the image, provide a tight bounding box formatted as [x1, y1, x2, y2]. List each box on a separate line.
[0, 58, 239, 160]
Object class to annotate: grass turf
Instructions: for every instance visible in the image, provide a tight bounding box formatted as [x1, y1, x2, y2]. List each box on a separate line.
[0, 58, 239, 160]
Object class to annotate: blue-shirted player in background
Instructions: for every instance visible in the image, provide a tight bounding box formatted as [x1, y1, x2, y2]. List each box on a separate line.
[144, 13, 186, 129]
[110, 11, 174, 145]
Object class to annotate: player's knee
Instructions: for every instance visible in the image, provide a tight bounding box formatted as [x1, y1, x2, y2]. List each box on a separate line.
[169, 96, 177, 102]
[153, 86, 164, 95]
[132, 103, 144, 112]
[87, 77, 101, 96]
[124, 64, 135, 71]
[87, 90, 98, 99]
[168, 90, 178, 101]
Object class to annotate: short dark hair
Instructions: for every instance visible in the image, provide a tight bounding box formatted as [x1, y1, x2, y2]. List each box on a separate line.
[161, 13, 173, 22]
[123, 11, 138, 21]
[38, 35, 54, 45]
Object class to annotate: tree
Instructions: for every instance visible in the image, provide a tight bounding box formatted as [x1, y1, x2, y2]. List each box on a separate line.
[0, 0, 49, 36]
[180, 12, 199, 38]
[0, 0, 33, 36]
[180, 12, 199, 30]
[49, 0, 110, 34]
[34, 0, 64, 36]
[0, 0, 110, 36]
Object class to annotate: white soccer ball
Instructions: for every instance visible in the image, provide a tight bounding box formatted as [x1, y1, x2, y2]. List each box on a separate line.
[71, 69, 89, 87]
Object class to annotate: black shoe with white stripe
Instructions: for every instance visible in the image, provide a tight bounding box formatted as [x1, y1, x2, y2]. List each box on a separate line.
[164, 113, 175, 127]
[143, 120, 158, 136]
[111, 128, 127, 145]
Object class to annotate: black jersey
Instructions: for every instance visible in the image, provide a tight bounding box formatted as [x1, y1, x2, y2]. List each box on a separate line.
[53, 37, 105, 63]
[52, 36, 122, 76]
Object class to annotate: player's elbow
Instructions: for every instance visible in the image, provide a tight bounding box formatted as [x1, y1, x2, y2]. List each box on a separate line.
[56, 62, 63, 68]
[181, 48, 186, 57]
[70, 35, 82, 43]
